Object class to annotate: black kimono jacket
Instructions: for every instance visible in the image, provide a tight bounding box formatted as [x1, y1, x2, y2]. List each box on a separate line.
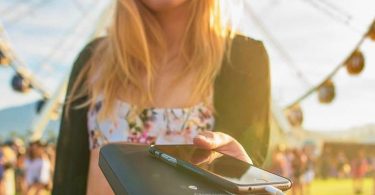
[52, 35, 270, 195]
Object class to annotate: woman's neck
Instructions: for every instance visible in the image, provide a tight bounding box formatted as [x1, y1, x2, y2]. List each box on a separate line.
[154, 2, 190, 49]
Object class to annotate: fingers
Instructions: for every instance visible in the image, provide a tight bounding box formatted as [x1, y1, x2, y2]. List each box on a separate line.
[191, 149, 213, 165]
[193, 131, 253, 164]
[191, 149, 224, 165]
[193, 131, 233, 150]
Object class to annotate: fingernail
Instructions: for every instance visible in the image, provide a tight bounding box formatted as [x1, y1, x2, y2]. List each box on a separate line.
[196, 135, 206, 140]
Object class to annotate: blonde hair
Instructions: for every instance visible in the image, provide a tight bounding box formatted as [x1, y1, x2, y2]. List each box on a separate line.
[67, 0, 237, 121]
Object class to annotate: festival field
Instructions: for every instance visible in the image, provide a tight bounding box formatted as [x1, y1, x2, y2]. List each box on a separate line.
[288, 178, 374, 195]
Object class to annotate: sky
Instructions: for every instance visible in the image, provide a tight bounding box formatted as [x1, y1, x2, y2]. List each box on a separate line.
[0, 0, 374, 132]
[240, 0, 375, 131]
[0, 0, 109, 107]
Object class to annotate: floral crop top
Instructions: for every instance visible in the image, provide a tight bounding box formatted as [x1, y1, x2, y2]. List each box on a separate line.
[87, 99, 214, 150]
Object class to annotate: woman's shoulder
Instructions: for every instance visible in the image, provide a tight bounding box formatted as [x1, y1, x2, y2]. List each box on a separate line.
[232, 34, 265, 48]
[225, 34, 269, 75]
[83, 37, 107, 53]
[69, 37, 107, 77]
[75, 36, 107, 65]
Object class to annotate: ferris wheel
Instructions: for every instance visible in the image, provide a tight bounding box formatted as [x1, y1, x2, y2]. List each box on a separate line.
[0, 0, 114, 141]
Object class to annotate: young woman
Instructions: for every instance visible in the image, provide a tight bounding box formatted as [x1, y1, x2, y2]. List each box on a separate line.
[53, 0, 271, 194]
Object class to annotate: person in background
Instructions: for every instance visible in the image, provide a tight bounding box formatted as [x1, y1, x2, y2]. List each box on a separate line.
[15, 150, 27, 194]
[24, 141, 51, 195]
[2, 141, 16, 195]
[351, 149, 369, 195]
[300, 146, 315, 195]
[0, 145, 5, 195]
[45, 144, 56, 190]
[271, 145, 288, 177]
[328, 154, 338, 178]
[369, 154, 375, 195]
[337, 151, 350, 178]
[319, 147, 331, 179]
[284, 148, 294, 180]
[8, 138, 27, 195]
[291, 149, 303, 195]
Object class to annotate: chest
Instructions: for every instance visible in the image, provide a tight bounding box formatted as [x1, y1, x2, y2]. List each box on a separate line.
[87, 100, 215, 149]
[154, 68, 198, 106]
[119, 66, 201, 108]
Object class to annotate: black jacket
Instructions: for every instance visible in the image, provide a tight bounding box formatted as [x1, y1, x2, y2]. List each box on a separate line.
[52, 35, 270, 195]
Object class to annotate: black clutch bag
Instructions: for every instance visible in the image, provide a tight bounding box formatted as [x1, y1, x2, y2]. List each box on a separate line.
[99, 143, 228, 195]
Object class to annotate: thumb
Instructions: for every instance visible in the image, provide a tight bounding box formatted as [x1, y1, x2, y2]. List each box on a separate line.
[193, 131, 232, 150]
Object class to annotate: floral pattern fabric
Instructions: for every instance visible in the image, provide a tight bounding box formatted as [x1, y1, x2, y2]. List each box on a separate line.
[87, 100, 214, 150]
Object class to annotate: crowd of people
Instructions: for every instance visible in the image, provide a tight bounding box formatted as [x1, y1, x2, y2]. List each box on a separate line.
[1, 138, 375, 195]
[0, 139, 55, 195]
[269, 144, 375, 195]
[269, 145, 315, 195]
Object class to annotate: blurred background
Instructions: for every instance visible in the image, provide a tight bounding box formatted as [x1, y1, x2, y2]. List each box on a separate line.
[0, 0, 374, 194]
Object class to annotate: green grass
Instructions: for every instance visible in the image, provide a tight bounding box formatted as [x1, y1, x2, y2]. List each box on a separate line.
[286, 178, 374, 195]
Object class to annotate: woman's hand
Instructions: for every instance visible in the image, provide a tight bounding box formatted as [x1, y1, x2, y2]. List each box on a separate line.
[193, 131, 252, 164]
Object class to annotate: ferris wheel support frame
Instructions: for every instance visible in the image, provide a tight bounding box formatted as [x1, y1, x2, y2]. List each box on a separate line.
[29, 0, 115, 142]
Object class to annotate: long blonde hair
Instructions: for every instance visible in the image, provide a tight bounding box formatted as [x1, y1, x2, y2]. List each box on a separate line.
[68, 0, 237, 121]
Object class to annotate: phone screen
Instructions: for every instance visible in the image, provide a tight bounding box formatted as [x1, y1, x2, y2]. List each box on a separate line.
[154, 145, 289, 186]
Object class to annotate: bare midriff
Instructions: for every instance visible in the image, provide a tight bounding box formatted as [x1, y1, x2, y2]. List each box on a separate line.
[86, 148, 114, 195]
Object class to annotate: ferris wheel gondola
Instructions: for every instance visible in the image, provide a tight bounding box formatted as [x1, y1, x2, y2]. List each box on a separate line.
[11, 73, 31, 93]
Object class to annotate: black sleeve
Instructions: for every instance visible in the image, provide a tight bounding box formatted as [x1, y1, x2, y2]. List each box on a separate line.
[52, 38, 104, 195]
[214, 36, 270, 167]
